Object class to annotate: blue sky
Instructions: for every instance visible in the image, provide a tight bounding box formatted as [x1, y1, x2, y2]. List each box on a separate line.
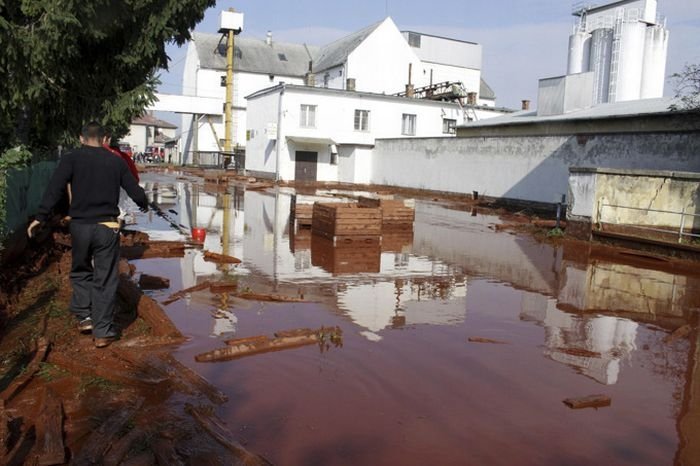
[157, 0, 700, 124]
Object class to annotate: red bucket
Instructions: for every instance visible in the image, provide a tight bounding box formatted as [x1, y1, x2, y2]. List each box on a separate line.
[191, 227, 207, 243]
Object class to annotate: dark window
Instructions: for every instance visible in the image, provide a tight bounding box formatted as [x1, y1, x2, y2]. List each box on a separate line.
[278, 53, 288, 62]
[442, 118, 457, 134]
[408, 32, 421, 48]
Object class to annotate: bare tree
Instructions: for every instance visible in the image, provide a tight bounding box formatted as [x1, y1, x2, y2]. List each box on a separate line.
[670, 64, 700, 111]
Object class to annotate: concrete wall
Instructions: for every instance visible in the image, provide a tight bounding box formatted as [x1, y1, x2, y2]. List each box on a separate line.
[568, 167, 700, 231]
[371, 131, 700, 204]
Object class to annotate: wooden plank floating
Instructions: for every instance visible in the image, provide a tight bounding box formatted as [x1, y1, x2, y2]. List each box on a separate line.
[468, 337, 508, 345]
[203, 251, 242, 264]
[138, 274, 170, 290]
[35, 388, 65, 466]
[162, 281, 213, 306]
[209, 281, 238, 294]
[664, 324, 693, 343]
[195, 327, 342, 363]
[562, 394, 611, 410]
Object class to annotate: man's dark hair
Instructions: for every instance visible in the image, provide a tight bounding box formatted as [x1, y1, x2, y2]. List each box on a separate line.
[81, 121, 105, 140]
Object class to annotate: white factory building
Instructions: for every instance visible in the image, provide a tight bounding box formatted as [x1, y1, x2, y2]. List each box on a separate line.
[245, 84, 489, 182]
[538, 0, 669, 116]
[178, 16, 504, 165]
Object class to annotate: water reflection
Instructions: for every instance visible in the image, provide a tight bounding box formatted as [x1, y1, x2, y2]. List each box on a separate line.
[135, 174, 699, 386]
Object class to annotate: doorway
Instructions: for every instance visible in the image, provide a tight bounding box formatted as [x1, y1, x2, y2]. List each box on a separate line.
[295, 151, 318, 182]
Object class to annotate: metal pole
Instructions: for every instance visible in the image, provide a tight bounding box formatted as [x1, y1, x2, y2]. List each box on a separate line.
[224, 27, 235, 155]
[679, 207, 687, 243]
[274, 84, 285, 182]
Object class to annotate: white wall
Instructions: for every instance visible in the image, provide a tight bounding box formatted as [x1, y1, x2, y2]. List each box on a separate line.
[371, 132, 700, 204]
[121, 125, 148, 153]
[319, 65, 346, 89]
[246, 86, 465, 181]
[346, 18, 424, 95]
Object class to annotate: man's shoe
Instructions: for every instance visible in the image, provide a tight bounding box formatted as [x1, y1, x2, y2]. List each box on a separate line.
[94, 336, 119, 348]
[78, 318, 93, 333]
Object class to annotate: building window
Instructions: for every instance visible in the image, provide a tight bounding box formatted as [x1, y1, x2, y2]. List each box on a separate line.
[278, 53, 288, 62]
[300, 104, 316, 128]
[442, 118, 457, 134]
[324, 73, 330, 88]
[402, 114, 417, 136]
[408, 32, 421, 48]
[354, 109, 370, 131]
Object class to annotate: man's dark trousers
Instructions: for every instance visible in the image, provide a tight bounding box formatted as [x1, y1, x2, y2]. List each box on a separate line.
[69, 223, 120, 338]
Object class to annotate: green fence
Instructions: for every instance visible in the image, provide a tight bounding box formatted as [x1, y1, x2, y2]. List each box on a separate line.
[0, 161, 58, 241]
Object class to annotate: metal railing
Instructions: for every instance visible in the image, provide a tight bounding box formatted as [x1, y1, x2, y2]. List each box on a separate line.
[598, 203, 700, 244]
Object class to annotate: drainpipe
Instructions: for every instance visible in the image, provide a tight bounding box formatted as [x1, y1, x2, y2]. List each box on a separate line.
[275, 83, 285, 182]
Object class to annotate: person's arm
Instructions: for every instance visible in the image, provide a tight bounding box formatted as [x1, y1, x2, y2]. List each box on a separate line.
[119, 162, 148, 211]
[28, 155, 73, 236]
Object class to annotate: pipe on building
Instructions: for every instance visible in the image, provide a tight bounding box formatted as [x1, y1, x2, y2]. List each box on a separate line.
[274, 83, 285, 182]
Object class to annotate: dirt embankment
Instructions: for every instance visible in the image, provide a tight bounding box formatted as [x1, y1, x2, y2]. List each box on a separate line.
[0, 227, 271, 465]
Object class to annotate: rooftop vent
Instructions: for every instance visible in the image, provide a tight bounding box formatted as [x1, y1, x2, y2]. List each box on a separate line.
[278, 53, 287, 62]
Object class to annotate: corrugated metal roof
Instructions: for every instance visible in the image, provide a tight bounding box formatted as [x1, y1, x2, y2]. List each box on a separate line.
[479, 78, 495, 100]
[460, 97, 681, 128]
[132, 114, 177, 129]
[312, 20, 384, 72]
[193, 32, 319, 77]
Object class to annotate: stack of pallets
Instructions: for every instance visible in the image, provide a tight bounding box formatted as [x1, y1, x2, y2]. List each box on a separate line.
[311, 234, 381, 274]
[312, 203, 382, 244]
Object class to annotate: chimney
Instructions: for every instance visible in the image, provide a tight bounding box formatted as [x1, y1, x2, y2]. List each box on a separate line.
[266, 31, 272, 46]
[346, 78, 356, 91]
[466, 92, 477, 106]
[405, 63, 415, 98]
[304, 61, 315, 87]
[521, 99, 531, 110]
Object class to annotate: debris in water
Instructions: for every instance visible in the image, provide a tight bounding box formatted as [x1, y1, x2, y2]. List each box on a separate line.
[664, 324, 693, 343]
[553, 347, 602, 358]
[562, 395, 611, 410]
[195, 326, 342, 362]
[203, 251, 242, 264]
[162, 281, 213, 306]
[468, 337, 508, 345]
[209, 281, 238, 294]
[138, 274, 171, 290]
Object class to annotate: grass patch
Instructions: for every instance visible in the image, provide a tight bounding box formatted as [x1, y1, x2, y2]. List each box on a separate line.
[78, 375, 121, 395]
[37, 362, 69, 382]
[547, 227, 565, 238]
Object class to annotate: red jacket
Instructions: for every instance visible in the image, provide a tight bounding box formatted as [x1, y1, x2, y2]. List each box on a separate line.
[104, 145, 139, 182]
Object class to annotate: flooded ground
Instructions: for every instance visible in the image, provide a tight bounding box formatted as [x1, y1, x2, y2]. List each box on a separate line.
[131, 171, 700, 466]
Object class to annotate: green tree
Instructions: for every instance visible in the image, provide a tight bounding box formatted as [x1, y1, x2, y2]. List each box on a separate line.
[0, 0, 215, 152]
[670, 63, 700, 111]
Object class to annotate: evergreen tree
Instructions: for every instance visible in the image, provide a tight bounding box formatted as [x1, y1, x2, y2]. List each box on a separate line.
[0, 0, 215, 152]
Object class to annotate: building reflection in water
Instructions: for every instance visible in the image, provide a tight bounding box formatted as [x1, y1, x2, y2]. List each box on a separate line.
[132, 174, 700, 462]
[135, 177, 698, 386]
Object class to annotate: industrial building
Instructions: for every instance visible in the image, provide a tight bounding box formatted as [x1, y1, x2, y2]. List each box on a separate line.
[177, 16, 503, 166]
[541, 0, 669, 116]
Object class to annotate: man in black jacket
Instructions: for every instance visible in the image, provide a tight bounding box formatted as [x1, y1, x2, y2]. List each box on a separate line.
[28, 122, 149, 348]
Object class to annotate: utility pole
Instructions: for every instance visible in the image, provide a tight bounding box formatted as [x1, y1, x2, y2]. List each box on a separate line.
[224, 27, 234, 154]
[218, 9, 244, 166]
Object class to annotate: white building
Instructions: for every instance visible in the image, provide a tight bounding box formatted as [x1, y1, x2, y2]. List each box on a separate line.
[245, 84, 486, 182]
[121, 114, 177, 155]
[538, 0, 669, 116]
[178, 16, 501, 165]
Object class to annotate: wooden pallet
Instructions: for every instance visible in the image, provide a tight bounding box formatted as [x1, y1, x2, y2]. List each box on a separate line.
[381, 232, 414, 253]
[358, 196, 415, 228]
[312, 202, 382, 237]
[291, 203, 313, 227]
